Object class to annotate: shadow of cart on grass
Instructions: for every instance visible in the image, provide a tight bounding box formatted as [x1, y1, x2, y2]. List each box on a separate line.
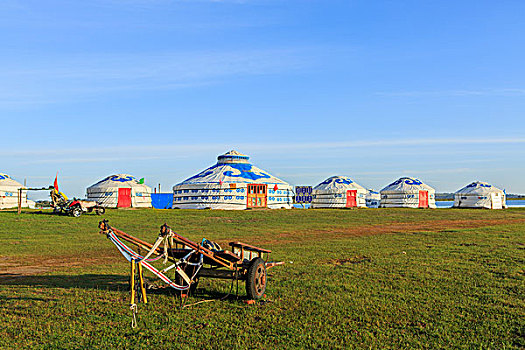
[0, 273, 130, 291]
[0, 273, 243, 300]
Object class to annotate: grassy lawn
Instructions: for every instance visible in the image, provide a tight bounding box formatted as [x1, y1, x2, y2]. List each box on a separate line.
[0, 208, 524, 349]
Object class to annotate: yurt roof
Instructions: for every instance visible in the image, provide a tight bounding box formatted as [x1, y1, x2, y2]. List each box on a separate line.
[455, 181, 503, 195]
[88, 174, 151, 189]
[0, 173, 25, 189]
[176, 150, 290, 186]
[313, 176, 365, 191]
[381, 177, 435, 193]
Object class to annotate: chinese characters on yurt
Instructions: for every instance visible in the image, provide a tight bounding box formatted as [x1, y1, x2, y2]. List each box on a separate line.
[311, 176, 367, 208]
[380, 177, 436, 208]
[453, 181, 507, 209]
[172, 150, 293, 210]
[0, 173, 29, 209]
[86, 174, 152, 208]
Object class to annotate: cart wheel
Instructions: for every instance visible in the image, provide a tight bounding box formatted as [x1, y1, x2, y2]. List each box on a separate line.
[71, 206, 82, 217]
[95, 207, 105, 215]
[53, 207, 61, 215]
[246, 257, 266, 300]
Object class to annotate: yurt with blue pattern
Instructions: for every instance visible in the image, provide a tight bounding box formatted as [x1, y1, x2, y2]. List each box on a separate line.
[380, 177, 436, 208]
[86, 174, 152, 208]
[311, 176, 367, 208]
[453, 181, 506, 209]
[172, 150, 293, 210]
[0, 173, 28, 209]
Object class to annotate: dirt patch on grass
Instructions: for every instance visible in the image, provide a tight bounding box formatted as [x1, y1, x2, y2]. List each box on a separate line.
[261, 218, 525, 245]
[203, 216, 263, 223]
[0, 255, 115, 282]
[0, 261, 50, 281]
[0, 266, 49, 277]
[328, 255, 371, 266]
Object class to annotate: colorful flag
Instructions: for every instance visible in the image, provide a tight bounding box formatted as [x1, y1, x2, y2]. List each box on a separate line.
[54, 173, 59, 192]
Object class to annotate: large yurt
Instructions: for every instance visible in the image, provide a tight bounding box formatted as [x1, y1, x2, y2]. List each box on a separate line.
[311, 176, 366, 208]
[380, 177, 436, 208]
[86, 174, 152, 208]
[172, 150, 293, 210]
[453, 181, 507, 209]
[366, 189, 381, 208]
[0, 173, 28, 209]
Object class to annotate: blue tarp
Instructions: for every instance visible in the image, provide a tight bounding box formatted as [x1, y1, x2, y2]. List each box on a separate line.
[151, 193, 173, 209]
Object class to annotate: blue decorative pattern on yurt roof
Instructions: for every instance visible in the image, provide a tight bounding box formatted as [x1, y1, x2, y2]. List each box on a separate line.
[467, 182, 491, 188]
[223, 163, 270, 180]
[389, 177, 422, 186]
[320, 177, 354, 186]
[93, 174, 137, 185]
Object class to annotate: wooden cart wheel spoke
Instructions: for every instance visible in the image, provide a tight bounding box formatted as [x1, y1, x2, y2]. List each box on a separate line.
[260, 273, 266, 289]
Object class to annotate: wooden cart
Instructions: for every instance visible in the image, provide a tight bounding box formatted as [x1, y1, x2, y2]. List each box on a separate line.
[99, 220, 283, 300]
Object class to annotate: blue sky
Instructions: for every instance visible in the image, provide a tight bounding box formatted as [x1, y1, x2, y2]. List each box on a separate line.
[1, 0, 524, 199]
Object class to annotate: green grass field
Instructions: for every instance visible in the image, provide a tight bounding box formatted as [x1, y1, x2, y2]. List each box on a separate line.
[0, 208, 524, 349]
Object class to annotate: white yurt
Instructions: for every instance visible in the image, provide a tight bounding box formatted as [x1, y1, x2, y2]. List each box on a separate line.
[86, 174, 152, 208]
[0, 173, 28, 209]
[380, 177, 436, 208]
[172, 150, 293, 210]
[453, 181, 506, 209]
[311, 176, 366, 208]
[366, 189, 381, 208]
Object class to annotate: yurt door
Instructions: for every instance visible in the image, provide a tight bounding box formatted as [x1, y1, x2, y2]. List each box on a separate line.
[418, 191, 428, 208]
[247, 184, 267, 208]
[346, 190, 357, 207]
[118, 188, 132, 208]
[491, 193, 502, 209]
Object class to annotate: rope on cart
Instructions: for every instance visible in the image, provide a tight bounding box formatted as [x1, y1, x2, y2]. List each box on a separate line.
[106, 229, 193, 291]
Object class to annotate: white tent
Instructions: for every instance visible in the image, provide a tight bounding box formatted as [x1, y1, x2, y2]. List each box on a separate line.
[366, 189, 381, 208]
[86, 174, 152, 208]
[311, 176, 366, 208]
[380, 177, 436, 208]
[173, 150, 293, 210]
[453, 181, 506, 209]
[0, 173, 28, 209]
